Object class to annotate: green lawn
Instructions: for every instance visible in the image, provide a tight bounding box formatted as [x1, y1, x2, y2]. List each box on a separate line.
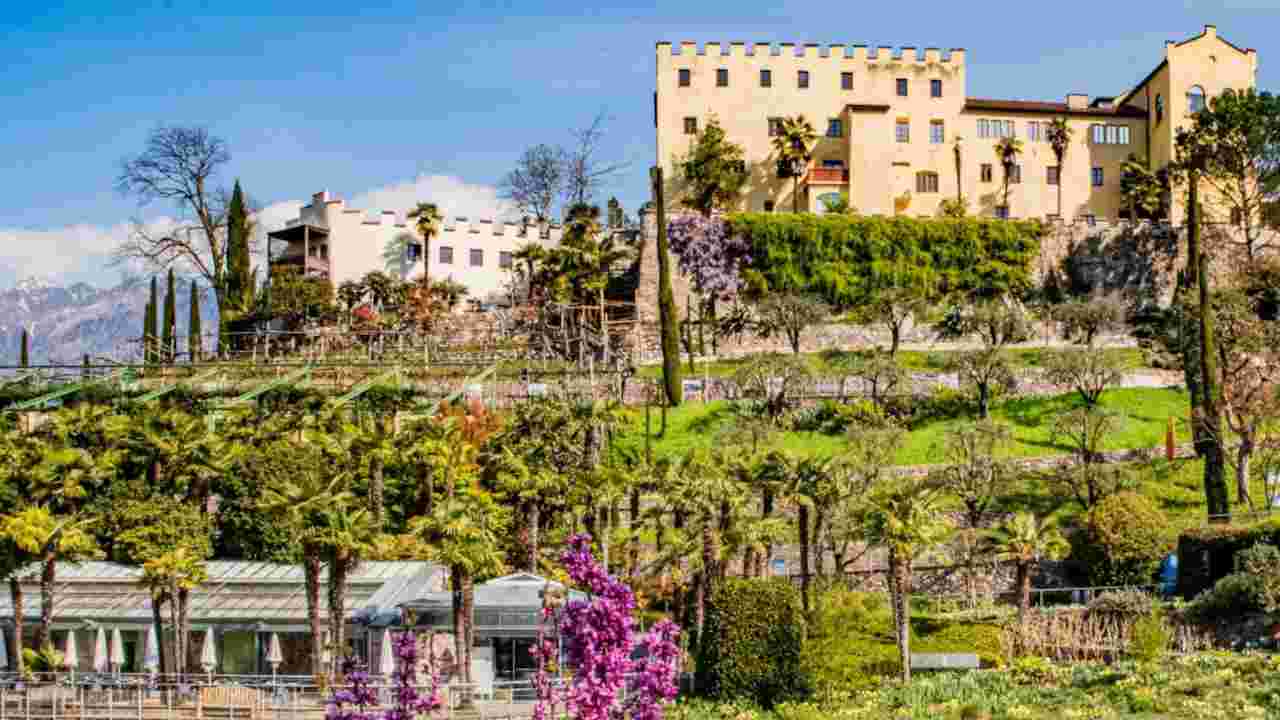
[617, 387, 1191, 467]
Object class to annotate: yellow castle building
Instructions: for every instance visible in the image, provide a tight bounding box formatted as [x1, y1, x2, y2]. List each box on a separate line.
[655, 25, 1256, 222]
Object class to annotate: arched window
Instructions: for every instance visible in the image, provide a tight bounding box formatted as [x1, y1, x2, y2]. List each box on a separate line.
[1188, 85, 1206, 114]
[1155, 94, 1164, 124]
[915, 172, 939, 194]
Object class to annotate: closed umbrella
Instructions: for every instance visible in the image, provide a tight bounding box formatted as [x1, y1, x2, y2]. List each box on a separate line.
[266, 633, 283, 683]
[378, 629, 394, 677]
[143, 626, 160, 676]
[110, 628, 126, 673]
[200, 628, 217, 677]
[0, 624, 8, 671]
[92, 627, 108, 673]
[64, 630, 79, 682]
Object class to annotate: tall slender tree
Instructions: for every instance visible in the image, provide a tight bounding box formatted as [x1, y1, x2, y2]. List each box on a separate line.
[224, 180, 254, 315]
[994, 137, 1024, 216]
[188, 280, 202, 362]
[408, 203, 442, 281]
[652, 166, 683, 407]
[146, 277, 159, 364]
[19, 329, 29, 368]
[1046, 118, 1073, 218]
[162, 269, 177, 364]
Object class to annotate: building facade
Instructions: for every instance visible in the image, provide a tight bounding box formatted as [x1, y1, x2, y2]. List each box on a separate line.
[268, 191, 563, 303]
[655, 26, 1257, 222]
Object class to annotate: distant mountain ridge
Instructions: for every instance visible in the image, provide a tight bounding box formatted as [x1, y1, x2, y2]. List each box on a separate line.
[0, 276, 217, 366]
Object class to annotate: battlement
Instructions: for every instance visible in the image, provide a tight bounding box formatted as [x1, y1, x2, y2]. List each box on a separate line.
[294, 191, 564, 242]
[657, 41, 966, 64]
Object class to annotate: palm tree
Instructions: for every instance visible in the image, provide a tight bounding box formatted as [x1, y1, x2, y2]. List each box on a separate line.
[986, 513, 1069, 625]
[511, 243, 547, 303]
[0, 507, 98, 653]
[321, 501, 376, 675]
[860, 476, 951, 681]
[258, 445, 352, 677]
[994, 136, 1024, 217]
[337, 280, 366, 326]
[361, 271, 394, 313]
[1046, 119, 1073, 218]
[771, 116, 817, 213]
[408, 202, 443, 281]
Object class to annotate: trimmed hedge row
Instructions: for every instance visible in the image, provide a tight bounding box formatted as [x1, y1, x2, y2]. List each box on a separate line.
[696, 578, 807, 707]
[726, 213, 1044, 306]
[1176, 517, 1280, 599]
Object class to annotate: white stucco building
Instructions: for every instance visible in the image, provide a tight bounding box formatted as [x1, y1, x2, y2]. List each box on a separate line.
[267, 190, 563, 302]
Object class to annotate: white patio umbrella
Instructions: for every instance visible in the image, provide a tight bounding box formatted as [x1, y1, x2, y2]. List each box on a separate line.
[378, 629, 395, 677]
[200, 628, 217, 678]
[110, 628, 126, 674]
[143, 626, 160, 676]
[92, 627, 109, 673]
[0, 624, 9, 671]
[64, 630, 79, 682]
[266, 633, 283, 683]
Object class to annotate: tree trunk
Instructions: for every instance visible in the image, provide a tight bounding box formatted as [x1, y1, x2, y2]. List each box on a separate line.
[760, 488, 775, 578]
[461, 571, 475, 685]
[888, 546, 911, 682]
[525, 503, 541, 573]
[168, 583, 182, 676]
[304, 551, 324, 677]
[651, 167, 683, 407]
[1237, 436, 1254, 510]
[1197, 239, 1229, 520]
[370, 456, 385, 531]
[178, 587, 192, 676]
[977, 382, 991, 419]
[328, 552, 350, 676]
[1017, 562, 1031, 626]
[36, 553, 54, 652]
[9, 577, 23, 674]
[798, 505, 811, 615]
[451, 563, 465, 682]
[890, 322, 902, 357]
[150, 592, 167, 676]
[628, 489, 641, 579]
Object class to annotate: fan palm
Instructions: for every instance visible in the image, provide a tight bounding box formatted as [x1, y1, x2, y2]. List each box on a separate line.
[1046, 118, 1073, 218]
[320, 501, 377, 674]
[994, 136, 1024, 217]
[986, 512, 1069, 624]
[771, 115, 817, 213]
[407, 202, 443, 281]
[511, 243, 547, 303]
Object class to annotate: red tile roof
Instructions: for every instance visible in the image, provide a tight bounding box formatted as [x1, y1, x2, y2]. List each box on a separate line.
[964, 98, 1146, 119]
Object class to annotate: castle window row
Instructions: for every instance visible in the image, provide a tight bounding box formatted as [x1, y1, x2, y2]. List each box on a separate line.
[1090, 124, 1131, 145]
[675, 67, 942, 96]
[976, 119, 1016, 139]
[432, 246, 514, 270]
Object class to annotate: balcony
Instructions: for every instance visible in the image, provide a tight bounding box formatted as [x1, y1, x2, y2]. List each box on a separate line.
[807, 166, 849, 184]
[272, 253, 330, 278]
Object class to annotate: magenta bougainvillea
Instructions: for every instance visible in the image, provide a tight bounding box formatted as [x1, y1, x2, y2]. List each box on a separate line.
[667, 215, 750, 301]
[533, 534, 682, 720]
[326, 632, 441, 720]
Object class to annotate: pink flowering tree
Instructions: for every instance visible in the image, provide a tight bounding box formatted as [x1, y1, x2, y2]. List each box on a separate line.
[327, 631, 442, 720]
[533, 534, 682, 720]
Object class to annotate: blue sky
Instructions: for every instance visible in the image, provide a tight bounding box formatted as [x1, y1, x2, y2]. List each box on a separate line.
[0, 0, 1275, 287]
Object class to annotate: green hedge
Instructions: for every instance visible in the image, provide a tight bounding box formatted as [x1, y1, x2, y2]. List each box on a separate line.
[697, 577, 807, 707]
[1176, 517, 1280, 599]
[726, 213, 1043, 306]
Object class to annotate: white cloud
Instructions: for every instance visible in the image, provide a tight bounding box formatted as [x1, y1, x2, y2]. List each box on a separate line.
[0, 175, 510, 290]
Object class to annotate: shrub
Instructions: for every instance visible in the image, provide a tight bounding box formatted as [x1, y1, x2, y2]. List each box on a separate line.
[1185, 572, 1263, 624]
[1087, 590, 1154, 619]
[1075, 492, 1173, 586]
[698, 578, 807, 707]
[788, 399, 886, 435]
[910, 387, 973, 424]
[1176, 516, 1280, 599]
[1237, 542, 1280, 614]
[1128, 609, 1171, 662]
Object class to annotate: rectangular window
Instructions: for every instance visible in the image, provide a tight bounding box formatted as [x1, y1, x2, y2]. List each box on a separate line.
[1010, 165, 1022, 184]
[716, 68, 729, 87]
[1003, 120, 1016, 138]
[678, 69, 690, 87]
[827, 118, 843, 138]
[760, 69, 772, 87]
[406, 244, 419, 261]
[895, 120, 910, 143]
[768, 117, 783, 137]
[930, 120, 945, 144]
[981, 164, 993, 183]
[499, 251, 513, 269]
[916, 173, 939, 193]
[1105, 125, 1118, 144]
[1027, 121, 1041, 142]
[1092, 167, 1104, 186]
[896, 78, 909, 97]
[1118, 126, 1131, 145]
[763, 201, 775, 212]
[977, 119, 990, 139]
[1091, 124, 1104, 144]
[683, 117, 697, 134]
[930, 79, 942, 98]
[798, 70, 810, 89]
[1047, 166, 1060, 185]
[439, 246, 453, 264]
[470, 248, 483, 267]
[841, 72, 853, 90]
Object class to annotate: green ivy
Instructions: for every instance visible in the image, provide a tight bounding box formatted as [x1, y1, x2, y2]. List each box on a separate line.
[697, 578, 808, 707]
[727, 213, 1043, 306]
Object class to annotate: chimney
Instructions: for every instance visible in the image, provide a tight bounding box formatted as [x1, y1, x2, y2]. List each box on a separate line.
[1204, 24, 1217, 39]
[312, 190, 329, 204]
[1066, 93, 1089, 110]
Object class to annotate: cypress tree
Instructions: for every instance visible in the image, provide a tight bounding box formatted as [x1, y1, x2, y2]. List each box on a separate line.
[162, 269, 177, 364]
[19, 328, 29, 368]
[189, 280, 202, 363]
[147, 276, 158, 364]
[651, 166, 683, 407]
[226, 180, 252, 315]
[1188, 173, 1229, 519]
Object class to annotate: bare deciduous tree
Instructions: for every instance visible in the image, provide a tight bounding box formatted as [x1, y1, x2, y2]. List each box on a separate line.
[562, 112, 630, 209]
[116, 126, 235, 325]
[500, 144, 565, 223]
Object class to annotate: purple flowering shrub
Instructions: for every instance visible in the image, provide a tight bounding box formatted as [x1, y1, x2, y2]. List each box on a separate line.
[667, 215, 751, 300]
[533, 534, 682, 720]
[327, 632, 442, 720]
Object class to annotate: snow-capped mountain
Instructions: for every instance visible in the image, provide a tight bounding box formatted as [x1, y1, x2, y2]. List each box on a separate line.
[0, 276, 217, 366]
